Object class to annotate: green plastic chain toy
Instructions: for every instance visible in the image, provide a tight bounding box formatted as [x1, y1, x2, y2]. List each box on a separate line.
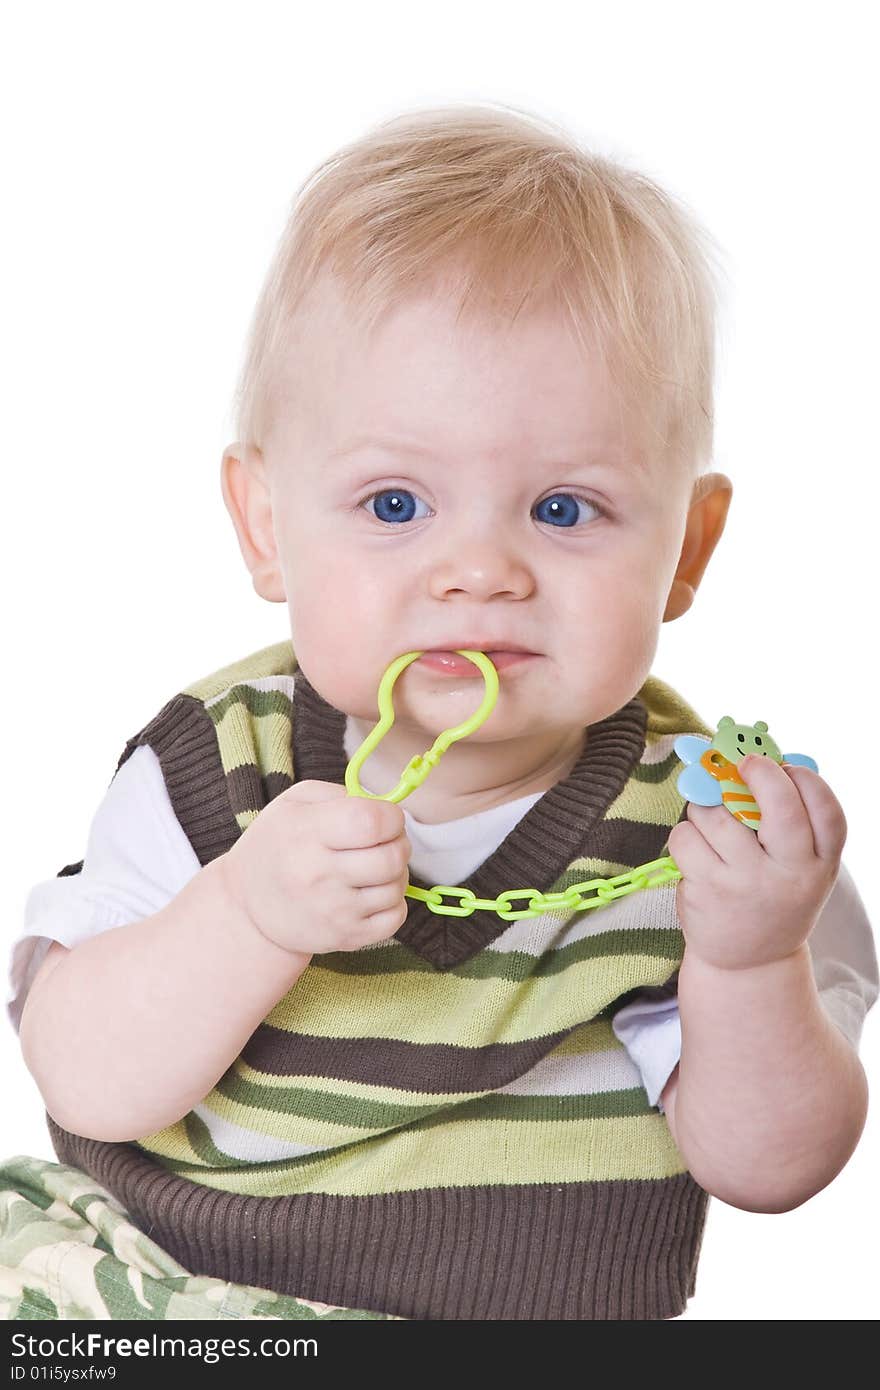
[343, 650, 819, 923]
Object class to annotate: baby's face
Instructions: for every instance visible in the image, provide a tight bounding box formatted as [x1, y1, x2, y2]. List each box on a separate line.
[248, 273, 697, 811]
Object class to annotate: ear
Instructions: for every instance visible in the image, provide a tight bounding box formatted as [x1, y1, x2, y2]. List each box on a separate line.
[220, 443, 286, 603]
[663, 471, 733, 622]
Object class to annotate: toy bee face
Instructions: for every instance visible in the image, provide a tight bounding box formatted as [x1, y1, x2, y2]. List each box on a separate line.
[673, 717, 818, 831]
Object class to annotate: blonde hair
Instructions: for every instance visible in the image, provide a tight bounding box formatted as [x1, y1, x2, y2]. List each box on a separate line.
[232, 103, 726, 476]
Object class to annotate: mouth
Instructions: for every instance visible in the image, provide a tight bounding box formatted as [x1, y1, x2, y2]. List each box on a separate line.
[416, 649, 539, 675]
[422, 642, 537, 655]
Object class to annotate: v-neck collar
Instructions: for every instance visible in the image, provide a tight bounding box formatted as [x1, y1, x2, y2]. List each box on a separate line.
[291, 666, 650, 970]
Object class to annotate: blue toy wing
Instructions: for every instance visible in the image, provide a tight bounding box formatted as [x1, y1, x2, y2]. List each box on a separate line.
[781, 752, 819, 773]
[673, 733, 712, 765]
[677, 763, 723, 807]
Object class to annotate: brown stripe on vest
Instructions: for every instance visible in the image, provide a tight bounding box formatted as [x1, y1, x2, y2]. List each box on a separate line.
[240, 1024, 577, 1091]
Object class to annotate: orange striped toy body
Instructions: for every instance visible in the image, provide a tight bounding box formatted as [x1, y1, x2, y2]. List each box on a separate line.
[700, 747, 763, 826]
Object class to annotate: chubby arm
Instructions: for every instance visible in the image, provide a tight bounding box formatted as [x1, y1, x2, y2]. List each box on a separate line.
[670, 946, 868, 1211]
[664, 755, 870, 1212]
[655, 853, 876, 1157]
[19, 858, 311, 1143]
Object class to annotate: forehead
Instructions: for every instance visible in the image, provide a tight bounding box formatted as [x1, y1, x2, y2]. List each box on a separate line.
[265, 271, 674, 486]
[272, 272, 632, 450]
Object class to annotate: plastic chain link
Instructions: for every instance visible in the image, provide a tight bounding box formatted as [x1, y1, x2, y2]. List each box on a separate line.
[343, 650, 681, 920]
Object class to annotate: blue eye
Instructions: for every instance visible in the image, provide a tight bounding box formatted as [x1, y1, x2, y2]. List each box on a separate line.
[534, 494, 603, 527]
[362, 489, 430, 524]
[360, 488, 604, 527]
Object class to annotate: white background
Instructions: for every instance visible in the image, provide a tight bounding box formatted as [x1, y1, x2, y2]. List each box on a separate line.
[2, 1, 878, 1320]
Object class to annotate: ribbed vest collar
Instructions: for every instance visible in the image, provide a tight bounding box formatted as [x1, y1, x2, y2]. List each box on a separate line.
[291, 667, 652, 970]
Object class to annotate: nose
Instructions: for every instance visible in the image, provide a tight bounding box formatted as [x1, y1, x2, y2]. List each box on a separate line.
[427, 539, 534, 601]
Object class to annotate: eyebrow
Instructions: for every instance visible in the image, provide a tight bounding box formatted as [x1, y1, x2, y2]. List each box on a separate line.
[328, 434, 618, 471]
[328, 435, 440, 461]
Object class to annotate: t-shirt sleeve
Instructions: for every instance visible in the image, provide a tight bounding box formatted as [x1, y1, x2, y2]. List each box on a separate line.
[804, 859, 879, 1047]
[612, 859, 879, 1116]
[6, 744, 202, 1036]
[612, 984, 681, 1116]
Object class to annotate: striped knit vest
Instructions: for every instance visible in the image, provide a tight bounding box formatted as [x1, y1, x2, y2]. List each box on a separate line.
[48, 639, 716, 1320]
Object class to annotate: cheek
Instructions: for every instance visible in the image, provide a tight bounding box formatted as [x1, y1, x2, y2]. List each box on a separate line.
[286, 601, 377, 717]
[282, 545, 402, 714]
[293, 550, 399, 632]
[555, 559, 663, 698]
[557, 548, 662, 635]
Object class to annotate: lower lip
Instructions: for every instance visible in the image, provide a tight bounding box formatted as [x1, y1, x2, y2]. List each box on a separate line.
[416, 651, 538, 675]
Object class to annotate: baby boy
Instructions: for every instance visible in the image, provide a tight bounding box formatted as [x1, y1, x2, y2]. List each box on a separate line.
[10, 104, 877, 1321]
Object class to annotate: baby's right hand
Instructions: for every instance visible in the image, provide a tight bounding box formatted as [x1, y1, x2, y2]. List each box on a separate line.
[217, 780, 412, 956]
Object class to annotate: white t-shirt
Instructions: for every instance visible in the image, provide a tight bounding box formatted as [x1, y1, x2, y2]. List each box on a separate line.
[8, 730, 879, 1117]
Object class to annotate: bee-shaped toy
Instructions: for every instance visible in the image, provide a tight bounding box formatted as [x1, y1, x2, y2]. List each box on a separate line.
[674, 717, 819, 831]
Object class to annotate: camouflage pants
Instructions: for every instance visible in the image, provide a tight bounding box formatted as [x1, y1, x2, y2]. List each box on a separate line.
[0, 1155, 404, 1321]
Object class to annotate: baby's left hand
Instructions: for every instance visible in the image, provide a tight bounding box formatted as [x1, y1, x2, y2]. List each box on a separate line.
[666, 756, 848, 972]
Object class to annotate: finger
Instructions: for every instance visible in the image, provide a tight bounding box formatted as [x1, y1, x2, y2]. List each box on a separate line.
[323, 796, 405, 850]
[342, 839, 412, 888]
[778, 763, 848, 863]
[669, 815, 726, 880]
[741, 755, 817, 866]
[292, 780, 351, 802]
[354, 877, 410, 916]
[684, 798, 766, 870]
